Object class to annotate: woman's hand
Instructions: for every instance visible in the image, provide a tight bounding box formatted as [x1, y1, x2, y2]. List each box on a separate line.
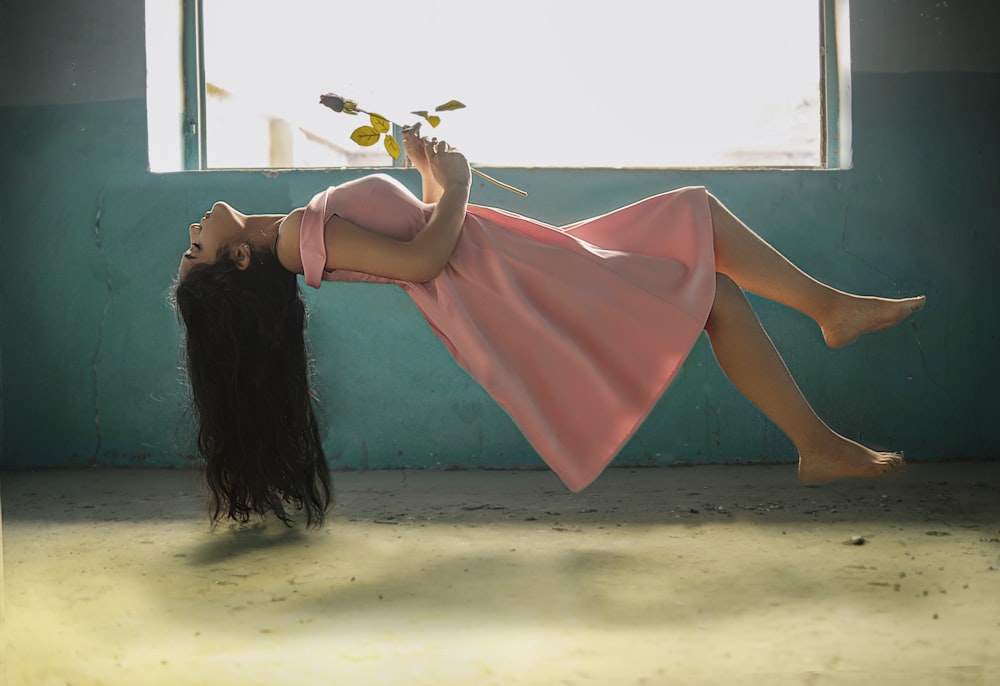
[426, 138, 471, 191]
[403, 123, 431, 176]
[405, 124, 469, 202]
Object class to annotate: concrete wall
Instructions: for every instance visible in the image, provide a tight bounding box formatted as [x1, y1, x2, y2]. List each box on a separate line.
[852, 0, 1000, 72]
[1, 1, 997, 473]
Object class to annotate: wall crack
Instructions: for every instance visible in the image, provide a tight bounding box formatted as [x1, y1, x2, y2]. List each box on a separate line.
[839, 185, 953, 404]
[92, 191, 112, 464]
[839, 185, 903, 295]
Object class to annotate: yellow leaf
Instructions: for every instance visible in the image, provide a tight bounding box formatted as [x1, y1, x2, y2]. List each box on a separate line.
[369, 113, 390, 133]
[410, 111, 442, 127]
[350, 126, 381, 147]
[384, 136, 401, 160]
[435, 99, 466, 112]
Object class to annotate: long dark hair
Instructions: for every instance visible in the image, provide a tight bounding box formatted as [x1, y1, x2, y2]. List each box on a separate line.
[174, 250, 332, 528]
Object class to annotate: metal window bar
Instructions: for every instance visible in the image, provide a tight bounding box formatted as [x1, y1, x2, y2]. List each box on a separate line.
[821, 0, 852, 169]
[182, 0, 207, 170]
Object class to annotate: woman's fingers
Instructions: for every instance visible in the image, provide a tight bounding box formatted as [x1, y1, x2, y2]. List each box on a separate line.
[408, 131, 467, 177]
[403, 126, 432, 169]
[403, 126, 428, 158]
[404, 127, 455, 155]
[403, 134, 422, 153]
[428, 142, 469, 182]
[423, 137, 456, 154]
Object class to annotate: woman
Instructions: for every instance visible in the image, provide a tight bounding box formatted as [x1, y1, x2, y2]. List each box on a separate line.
[175, 127, 925, 528]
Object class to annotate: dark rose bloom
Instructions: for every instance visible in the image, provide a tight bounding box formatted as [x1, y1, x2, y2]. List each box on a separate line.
[319, 93, 346, 112]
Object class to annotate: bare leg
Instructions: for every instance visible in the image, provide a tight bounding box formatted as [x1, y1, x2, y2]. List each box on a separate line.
[705, 273, 904, 483]
[708, 194, 925, 348]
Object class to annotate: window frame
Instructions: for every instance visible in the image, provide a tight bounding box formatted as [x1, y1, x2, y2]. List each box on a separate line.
[821, 0, 853, 169]
[177, 0, 851, 172]
[181, 0, 207, 170]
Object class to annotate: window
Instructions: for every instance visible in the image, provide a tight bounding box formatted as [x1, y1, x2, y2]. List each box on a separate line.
[146, 0, 850, 171]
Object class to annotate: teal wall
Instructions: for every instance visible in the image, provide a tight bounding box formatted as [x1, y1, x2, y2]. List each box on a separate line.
[1, 1, 998, 473]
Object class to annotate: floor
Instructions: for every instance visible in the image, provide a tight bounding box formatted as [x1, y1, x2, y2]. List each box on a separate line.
[1, 463, 998, 686]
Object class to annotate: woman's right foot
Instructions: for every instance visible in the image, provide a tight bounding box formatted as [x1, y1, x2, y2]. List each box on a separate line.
[798, 434, 905, 484]
[821, 294, 926, 348]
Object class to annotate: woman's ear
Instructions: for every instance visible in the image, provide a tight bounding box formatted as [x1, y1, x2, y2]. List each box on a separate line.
[233, 242, 252, 271]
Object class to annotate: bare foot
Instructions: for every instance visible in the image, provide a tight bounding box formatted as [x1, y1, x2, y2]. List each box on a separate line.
[821, 294, 926, 348]
[798, 434, 904, 484]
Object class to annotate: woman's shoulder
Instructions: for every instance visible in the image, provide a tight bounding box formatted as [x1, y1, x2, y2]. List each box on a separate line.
[277, 208, 305, 274]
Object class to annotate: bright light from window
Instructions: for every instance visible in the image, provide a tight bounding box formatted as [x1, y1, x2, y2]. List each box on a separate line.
[152, 0, 822, 170]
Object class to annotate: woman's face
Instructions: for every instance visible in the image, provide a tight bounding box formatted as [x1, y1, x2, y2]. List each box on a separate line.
[179, 201, 249, 279]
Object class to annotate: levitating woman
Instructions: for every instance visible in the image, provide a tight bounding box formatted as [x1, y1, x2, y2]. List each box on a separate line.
[174, 127, 925, 527]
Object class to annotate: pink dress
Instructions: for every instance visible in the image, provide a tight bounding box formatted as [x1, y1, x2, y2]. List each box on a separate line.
[300, 174, 716, 492]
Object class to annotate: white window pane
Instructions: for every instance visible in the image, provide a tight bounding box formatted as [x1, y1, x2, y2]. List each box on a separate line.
[202, 0, 820, 168]
[144, 0, 184, 172]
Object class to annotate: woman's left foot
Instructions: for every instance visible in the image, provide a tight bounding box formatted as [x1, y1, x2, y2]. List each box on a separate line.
[821, 295, 926, 348]
[798, 434, 905, 484]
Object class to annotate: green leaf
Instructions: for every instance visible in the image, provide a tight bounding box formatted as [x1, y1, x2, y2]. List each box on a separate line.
[435, 99, 466, 112]
[350, 126, 381, 147]
[384, 135, 401, 160]
[369, 112, 390, 134]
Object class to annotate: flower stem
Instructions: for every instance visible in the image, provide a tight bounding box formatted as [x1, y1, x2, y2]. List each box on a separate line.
[368, 109, 527, 197]
[471, 168, 527, 197]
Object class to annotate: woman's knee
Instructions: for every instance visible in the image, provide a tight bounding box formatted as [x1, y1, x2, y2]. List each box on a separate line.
[706, 272, 742, 328]
[715, 272, 741, 299]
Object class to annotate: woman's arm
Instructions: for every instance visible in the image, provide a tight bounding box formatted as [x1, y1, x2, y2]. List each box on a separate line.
[322, 139, 471, 282]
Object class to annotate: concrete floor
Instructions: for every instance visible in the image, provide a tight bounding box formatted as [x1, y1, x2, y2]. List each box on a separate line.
[1, 462, 998, 686]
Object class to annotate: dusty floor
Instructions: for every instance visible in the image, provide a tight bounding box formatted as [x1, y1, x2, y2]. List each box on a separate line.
[1, 462, 998, 686]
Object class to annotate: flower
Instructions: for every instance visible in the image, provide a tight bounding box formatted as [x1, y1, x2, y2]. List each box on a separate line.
[319, 93, 358, 115]
[318, 93, 343, 111]
[319, 91, 526, 196]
